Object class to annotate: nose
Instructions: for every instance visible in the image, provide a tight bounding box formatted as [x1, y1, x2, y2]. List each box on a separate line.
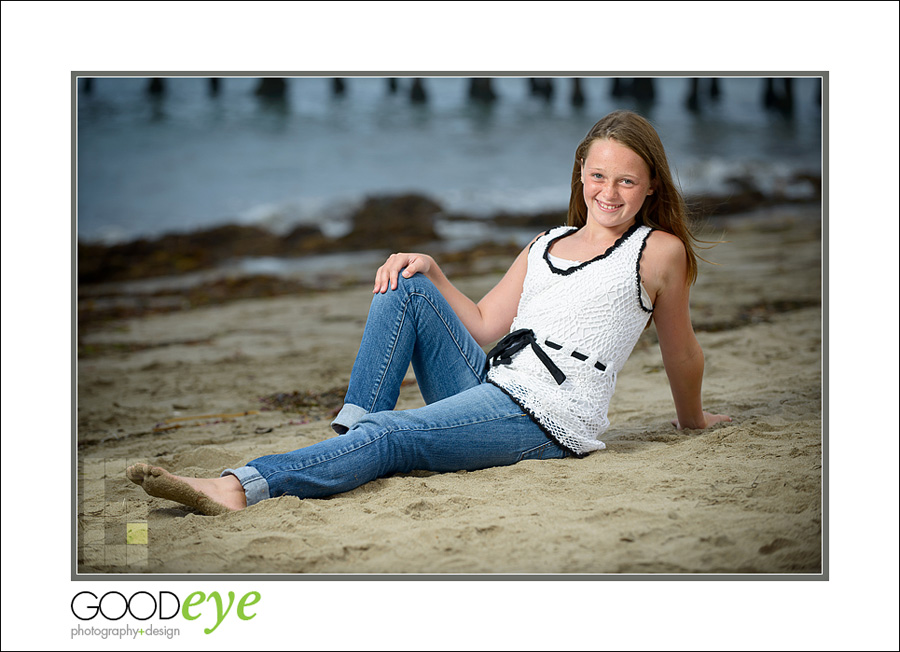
[600, 182, 619, 200]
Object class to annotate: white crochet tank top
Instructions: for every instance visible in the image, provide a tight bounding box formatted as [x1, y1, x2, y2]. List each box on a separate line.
[487, 223, 654, 455]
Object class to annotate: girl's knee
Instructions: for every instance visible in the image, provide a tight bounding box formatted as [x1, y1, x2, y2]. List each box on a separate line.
[397, 272, 436, 294]
[371, 272, 429, 303]
[370, 273, 436, 312]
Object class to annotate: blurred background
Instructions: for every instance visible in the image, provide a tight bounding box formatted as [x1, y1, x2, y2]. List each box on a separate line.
[76, 75, 822, 307]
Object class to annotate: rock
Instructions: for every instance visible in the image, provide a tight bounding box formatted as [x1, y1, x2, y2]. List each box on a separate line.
[78, 225, 287, 284]
[493, 210, 567, 229]
[281, 224, 330, 254]
[338, 194, 441, 249]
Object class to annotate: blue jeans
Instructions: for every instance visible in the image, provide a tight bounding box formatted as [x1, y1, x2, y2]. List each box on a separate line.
[224, 274, 568, 506]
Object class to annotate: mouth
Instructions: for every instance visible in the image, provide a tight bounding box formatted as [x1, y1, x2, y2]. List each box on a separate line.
[595, 199, 624, 213]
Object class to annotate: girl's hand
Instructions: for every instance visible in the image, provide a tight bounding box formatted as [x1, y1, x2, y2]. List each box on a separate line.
[670, 411, 732, 430]
[373, 253, 435, 294]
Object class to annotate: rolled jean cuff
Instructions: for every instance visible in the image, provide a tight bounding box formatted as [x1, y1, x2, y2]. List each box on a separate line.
[221, 466, 269, 507]
[331, 403, 367, 435]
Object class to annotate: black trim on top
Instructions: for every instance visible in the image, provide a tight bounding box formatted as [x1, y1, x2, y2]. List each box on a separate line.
[528, 229, 551, 254]
[636, 228, 655, 314]
[542, 220, 644, 276]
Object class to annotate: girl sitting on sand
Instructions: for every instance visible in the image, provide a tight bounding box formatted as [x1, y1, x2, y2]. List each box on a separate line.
[127, 110, 731, 515]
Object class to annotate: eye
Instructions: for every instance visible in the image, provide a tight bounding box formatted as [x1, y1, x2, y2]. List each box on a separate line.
[621, 178, 635, 186]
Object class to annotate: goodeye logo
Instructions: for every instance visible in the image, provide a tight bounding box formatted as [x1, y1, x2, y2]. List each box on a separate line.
[70, 589, 261, 638]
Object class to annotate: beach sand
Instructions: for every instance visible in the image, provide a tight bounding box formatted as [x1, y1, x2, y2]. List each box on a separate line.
[76, 206, 822, 575]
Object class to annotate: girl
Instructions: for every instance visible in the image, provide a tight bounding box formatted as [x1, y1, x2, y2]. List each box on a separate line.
[127, 110, 731, 515]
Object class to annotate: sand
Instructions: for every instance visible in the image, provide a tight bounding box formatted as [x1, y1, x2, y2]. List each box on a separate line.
[77, 207, 823, 575]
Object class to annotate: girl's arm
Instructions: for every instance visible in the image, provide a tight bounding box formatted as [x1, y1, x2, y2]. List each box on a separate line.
[644, 232, 731, 430]
[372, 238, 536, 347]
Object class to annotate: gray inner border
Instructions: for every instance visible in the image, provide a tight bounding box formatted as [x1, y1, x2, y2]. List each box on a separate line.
[71, 70, 828, 582]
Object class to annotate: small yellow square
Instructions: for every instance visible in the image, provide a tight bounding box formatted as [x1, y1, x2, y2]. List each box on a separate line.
[126, 522, 148, 545]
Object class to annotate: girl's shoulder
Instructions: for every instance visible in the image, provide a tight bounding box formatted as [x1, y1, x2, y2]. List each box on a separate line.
[537, 225, 576, 244]
[527, 225, 573, 251]
[642, 229, 689, 287]
[644, 228, 686, 258]
[541, 225, 575, 238]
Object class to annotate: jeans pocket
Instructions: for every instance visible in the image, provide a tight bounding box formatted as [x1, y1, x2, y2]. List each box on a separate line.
[517, 440, 567, 462]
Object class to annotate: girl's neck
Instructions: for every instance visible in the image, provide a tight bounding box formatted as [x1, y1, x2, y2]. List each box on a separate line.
[579, 218, 636, 245]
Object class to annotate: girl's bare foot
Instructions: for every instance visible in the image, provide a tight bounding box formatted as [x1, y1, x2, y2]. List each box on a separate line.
[126, 463, 246, 515]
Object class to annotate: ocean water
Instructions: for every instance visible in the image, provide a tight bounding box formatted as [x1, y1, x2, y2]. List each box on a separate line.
[76, 76, 823, 245]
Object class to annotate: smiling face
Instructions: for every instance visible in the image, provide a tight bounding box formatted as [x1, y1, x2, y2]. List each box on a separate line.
[580, 138, 654, 232]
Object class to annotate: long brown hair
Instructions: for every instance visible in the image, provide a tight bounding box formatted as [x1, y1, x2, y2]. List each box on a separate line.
[567, 110, 701, 284]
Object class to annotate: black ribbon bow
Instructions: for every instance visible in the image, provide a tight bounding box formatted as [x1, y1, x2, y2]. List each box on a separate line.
[485, 328, 567, 385]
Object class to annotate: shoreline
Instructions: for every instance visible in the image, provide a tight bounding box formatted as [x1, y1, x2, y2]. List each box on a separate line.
[77, 192, 821, 334]
[77, 180, 821, 282]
